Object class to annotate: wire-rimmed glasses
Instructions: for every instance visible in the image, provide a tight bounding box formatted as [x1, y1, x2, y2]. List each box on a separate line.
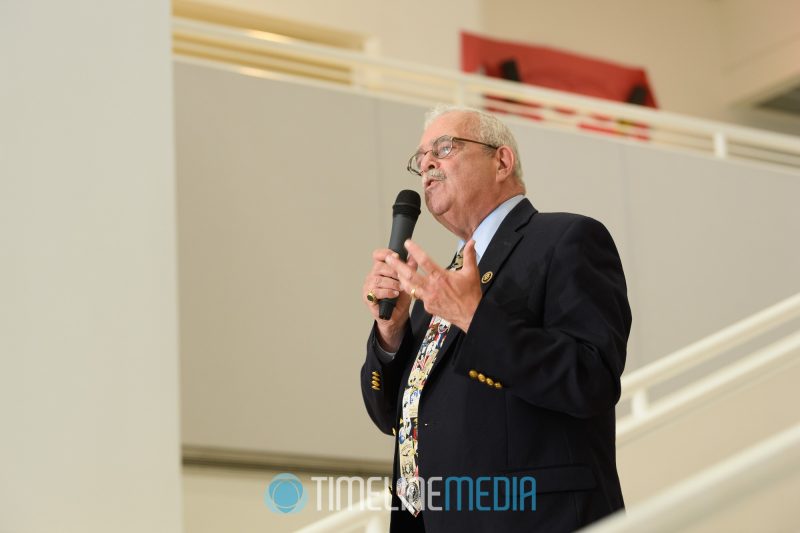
[407, 135, 499, 176]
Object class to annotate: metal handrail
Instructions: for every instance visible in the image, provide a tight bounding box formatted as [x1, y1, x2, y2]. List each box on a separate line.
[618, 292, 800, 438]
[617, 330, 800, 444]
[584, 423, 800, 533]
[621, 292, 800, 398]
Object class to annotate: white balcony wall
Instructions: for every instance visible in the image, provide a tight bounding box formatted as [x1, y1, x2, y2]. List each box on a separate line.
[175, 62, 800, 463]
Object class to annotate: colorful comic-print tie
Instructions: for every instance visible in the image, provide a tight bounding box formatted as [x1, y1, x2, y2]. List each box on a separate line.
[396, 248, 463, 516]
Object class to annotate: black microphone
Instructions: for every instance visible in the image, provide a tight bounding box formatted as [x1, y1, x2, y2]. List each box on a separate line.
[379, 189, 421, 320]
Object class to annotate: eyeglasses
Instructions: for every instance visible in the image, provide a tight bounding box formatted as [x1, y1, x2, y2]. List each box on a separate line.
[406, 135, 499, 176]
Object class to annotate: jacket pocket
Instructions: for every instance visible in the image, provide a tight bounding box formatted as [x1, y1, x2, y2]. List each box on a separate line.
[501, 464, 597, 494]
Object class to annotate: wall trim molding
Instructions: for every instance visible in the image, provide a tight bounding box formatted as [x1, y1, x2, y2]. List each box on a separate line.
[182, 445, 392, 477]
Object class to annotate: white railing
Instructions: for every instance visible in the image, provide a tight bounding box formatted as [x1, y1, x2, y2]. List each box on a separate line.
[617, 292, 800, 445]
[583, 422, 800, 533]
[172, 17, 800, 172]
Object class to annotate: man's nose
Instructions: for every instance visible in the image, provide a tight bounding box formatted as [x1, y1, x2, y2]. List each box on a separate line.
[420, 150, 438, 173]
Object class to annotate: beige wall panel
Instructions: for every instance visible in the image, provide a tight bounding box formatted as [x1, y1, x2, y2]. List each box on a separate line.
[622, 148, 800, 362]
[176, 63, 392, 461]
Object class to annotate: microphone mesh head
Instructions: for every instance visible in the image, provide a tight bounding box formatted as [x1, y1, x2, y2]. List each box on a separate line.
[392, 189, 421, 219]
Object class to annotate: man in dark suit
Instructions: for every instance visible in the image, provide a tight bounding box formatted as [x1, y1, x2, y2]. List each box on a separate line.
[361, 106, 631, 532]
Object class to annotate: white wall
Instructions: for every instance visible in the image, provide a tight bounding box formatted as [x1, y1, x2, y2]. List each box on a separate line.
[206, 0, 483, 71]
[720, 0, 800, 105]
[0, 1, 181, 532]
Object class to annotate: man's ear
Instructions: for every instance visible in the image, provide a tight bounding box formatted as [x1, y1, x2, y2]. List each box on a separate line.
[495, 146, 515, 183]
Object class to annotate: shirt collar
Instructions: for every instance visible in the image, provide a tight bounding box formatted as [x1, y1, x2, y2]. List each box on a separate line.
[457, 194, 525, 264]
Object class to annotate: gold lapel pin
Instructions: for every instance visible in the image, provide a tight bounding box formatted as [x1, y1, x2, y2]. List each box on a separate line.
[481, 271, 493, 284]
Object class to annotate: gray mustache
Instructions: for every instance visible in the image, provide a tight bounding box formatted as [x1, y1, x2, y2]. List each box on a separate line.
[425, 169, 446, 181]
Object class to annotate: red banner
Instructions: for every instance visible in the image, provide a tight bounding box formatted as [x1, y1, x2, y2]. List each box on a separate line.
[461, 31, 657, 108]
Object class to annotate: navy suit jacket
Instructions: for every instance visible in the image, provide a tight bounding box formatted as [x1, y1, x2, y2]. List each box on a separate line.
[361, 199, 631, 532]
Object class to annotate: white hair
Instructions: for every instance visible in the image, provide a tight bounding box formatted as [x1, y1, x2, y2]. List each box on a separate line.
[424, 104, 524, 184]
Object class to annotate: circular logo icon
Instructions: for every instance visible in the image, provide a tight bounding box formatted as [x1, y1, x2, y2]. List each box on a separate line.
[264, 473, 308, 514]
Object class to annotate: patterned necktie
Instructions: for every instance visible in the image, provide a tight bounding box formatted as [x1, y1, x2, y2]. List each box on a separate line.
[396, 247, 464, 516]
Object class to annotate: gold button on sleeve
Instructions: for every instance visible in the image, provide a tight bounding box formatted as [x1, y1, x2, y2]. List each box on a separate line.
[485, 377, 494, 387]
[494, 382, 503, 389]
[468, 370, 478, 379]
[478, 373, 486, 383]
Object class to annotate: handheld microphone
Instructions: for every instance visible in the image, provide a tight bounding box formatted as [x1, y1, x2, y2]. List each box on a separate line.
[379, 190, 421, 320]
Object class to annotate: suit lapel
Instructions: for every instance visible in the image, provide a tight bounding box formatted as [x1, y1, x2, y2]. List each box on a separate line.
[475, 198, 536, 297]
[424, 199, 538, 381]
